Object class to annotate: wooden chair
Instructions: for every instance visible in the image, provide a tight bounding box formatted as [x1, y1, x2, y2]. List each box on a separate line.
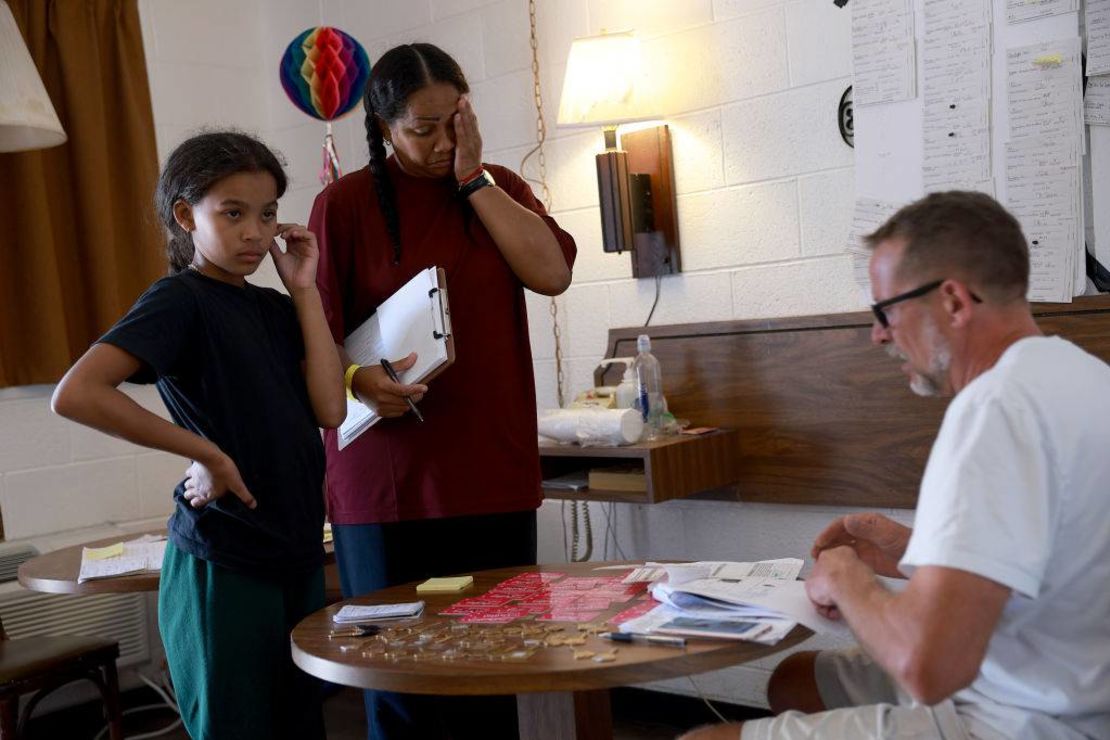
[0, 617, 123, 739]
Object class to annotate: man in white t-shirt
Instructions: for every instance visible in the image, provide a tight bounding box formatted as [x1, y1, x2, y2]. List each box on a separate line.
[681, 191, 1110, 740]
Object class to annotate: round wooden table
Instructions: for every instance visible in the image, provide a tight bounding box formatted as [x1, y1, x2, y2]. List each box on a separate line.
[291, 561, 813, 740]
[18, 531, 337, 595]
[17, 531, 166, 594]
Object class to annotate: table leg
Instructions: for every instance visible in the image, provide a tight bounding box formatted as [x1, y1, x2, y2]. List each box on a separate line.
[517, 688, 613, 740]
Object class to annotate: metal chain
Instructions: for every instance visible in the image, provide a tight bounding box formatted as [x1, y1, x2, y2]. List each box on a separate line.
[522, 0, 552, 211]
[525, 0, 591, 562]
[523, 0, 565, 409]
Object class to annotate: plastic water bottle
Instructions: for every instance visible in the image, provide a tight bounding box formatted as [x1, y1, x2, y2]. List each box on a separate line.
[632, 334, 666, 440]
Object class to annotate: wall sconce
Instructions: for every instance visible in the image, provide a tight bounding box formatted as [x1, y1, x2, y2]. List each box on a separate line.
[0, 0, 67, 152]
[557, 31, 680, 278]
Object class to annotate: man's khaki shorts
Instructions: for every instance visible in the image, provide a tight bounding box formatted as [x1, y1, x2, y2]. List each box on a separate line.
[740, 649, 970, 740]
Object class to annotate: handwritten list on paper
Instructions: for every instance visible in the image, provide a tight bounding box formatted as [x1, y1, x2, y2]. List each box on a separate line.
[77, 535, 167, 583]
[1007, 0, 1078, 24]
[846, 198, 902, 299]
[922, 0, 994, 194]
[1085, 76, 1110, 125]
[1087, 0, 1110, 76]
[1007, 38, 1083, 143]
[1006, 38, 1083, 301]
[852, 0, 916, 106]
[1005, 137, 1080, 301]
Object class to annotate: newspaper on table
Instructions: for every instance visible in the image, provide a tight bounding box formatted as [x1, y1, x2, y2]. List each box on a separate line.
[616, 558, 821, 644]
[77, 534, 167, 583]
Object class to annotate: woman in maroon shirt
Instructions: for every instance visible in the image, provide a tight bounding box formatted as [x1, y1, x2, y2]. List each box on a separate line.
[309, 43, 575, 739]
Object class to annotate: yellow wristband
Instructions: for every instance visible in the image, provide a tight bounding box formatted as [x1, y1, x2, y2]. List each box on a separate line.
[344, 363, 362, 401]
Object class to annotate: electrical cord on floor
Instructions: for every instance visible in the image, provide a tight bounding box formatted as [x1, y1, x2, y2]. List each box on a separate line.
[687, 676, 730, 724]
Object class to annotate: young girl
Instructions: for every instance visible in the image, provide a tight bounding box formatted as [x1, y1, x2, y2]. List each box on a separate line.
[52, 131, 345, 740]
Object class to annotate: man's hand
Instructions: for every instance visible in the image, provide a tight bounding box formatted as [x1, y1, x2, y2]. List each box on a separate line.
[805, 545, 870, 620]
[811, 512, 911, 578]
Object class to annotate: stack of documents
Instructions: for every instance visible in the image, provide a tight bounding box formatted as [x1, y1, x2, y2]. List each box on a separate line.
[77, 534, 166, 584]
[332, 602, 425, 624]
[1005, 37, 1085, 301]
[618, 558, 851, 643]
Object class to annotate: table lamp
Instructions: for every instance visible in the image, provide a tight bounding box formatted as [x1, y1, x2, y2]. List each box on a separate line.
[0, 0, 66, 152]
[557, 31, 680, 277]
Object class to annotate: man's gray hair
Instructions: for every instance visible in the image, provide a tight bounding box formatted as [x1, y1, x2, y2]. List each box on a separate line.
[865, 191, 1029, 303]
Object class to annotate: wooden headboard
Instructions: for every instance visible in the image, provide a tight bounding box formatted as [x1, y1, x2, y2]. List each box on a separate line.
[597, 295, 1110, 509]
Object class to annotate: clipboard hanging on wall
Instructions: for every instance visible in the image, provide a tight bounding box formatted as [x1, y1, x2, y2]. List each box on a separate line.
[338, 266, 454, 449]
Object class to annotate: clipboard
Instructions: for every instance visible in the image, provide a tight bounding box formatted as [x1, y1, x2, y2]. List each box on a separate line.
[338, 266, 454, 449]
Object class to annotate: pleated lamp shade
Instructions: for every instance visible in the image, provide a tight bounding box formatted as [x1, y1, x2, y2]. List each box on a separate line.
[0, 0, 66, 152]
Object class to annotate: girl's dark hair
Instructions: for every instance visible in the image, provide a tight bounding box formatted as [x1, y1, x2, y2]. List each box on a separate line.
[155, 131, 288, 273]
[364, 44, 469, 263]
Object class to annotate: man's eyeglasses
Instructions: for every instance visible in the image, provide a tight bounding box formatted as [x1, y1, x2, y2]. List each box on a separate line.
[870, 280, 981, 329]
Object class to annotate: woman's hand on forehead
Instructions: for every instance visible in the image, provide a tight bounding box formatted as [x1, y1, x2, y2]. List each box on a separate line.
[452, 94, 483, 181]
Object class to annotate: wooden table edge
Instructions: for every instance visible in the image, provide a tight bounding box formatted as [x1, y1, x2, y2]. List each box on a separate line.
[290, 624, 815, 695]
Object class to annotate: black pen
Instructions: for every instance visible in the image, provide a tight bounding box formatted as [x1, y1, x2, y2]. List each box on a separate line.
[380, 358, 424, 423]
[600, 632, 686, 648]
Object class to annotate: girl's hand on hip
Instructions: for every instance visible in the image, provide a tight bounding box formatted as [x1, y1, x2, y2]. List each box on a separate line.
[270, 223, 320, 291]
[351, 352, 428, 418]
[452, 95, 483, 182]
[183, 453, 257, 510]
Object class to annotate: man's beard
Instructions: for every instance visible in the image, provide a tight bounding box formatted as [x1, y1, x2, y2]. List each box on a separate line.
[886, 319, 951, 397]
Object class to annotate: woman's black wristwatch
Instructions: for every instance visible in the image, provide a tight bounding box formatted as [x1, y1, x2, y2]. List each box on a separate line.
[458, 169, 495, 199]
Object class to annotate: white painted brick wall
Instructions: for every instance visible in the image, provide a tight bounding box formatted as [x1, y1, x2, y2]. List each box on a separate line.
[562, 284, 614, 360]
[480, 0, 533, 77]
[799, 168, 857, 258]
[731, 256, 862, 320]
[337, 0, 432, 40]
[678, 180, 801, 270]
[670, 110, 726, 195]
[722, 78, 855, 185]
[609, 272, 735, 327]
[714, 0, 792, 20]
[643, 11, 789, 116]
[551, 209, 631, 283]
[0, 385, 182, 540]
[471, 69, 538, 150]
[784, 0, 853, 87]
[4, 459, 138, 540]
[587, 0, 715, 38]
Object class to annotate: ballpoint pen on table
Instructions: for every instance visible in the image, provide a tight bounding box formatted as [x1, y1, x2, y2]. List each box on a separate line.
[599, 632, 687, 648]
[328, 624, 382, 638]
[379, 358, 424, 423]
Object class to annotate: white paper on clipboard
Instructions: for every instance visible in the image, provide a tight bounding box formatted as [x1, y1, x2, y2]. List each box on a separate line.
[337, 266, 453, 449]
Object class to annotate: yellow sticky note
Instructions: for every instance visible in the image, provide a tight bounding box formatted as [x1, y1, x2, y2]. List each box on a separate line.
[84, 543, 124, 560]
[416, 576, 474, 593]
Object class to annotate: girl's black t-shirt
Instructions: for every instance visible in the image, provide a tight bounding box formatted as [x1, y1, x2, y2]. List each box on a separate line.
[99, 269, 325, 577]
